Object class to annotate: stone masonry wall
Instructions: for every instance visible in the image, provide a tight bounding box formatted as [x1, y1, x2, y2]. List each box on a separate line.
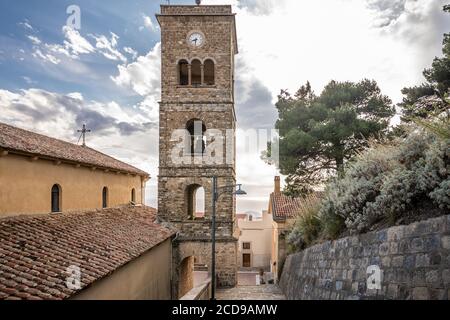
[158, 5, 238, 296]
[173, 240, 237, 298]
[280, 215, 450, 300]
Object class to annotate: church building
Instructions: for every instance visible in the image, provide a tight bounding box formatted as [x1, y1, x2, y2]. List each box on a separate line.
[0, 122, 148, 216]
[0, 122, 175, 300]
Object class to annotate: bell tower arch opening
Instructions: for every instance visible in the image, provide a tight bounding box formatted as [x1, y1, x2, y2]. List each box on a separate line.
[156, 4, 239, 299]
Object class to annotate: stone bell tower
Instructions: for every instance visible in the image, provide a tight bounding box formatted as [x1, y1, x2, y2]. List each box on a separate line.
[156, 4, 238, 297]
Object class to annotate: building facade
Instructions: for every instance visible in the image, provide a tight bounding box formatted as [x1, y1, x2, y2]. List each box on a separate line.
[268, 176, 302, 283]
[0, 122, 149, 217]
[156, 4, 239, 298]
[237, 211, 273, 270]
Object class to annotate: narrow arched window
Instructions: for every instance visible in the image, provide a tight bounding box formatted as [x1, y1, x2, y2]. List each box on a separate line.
[51, 184, 61, 213]
[102, 187, 108, 208]
[191, 59, 202, 86]
[178, 60, 189, 85]
[186, 119, 206, 154]
[204, 59, 215, 85]
[186, 184, 205, 219]
[131, 188, 136, 203]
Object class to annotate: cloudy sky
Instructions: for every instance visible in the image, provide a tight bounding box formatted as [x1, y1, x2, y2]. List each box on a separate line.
[0, 0, 447, 213]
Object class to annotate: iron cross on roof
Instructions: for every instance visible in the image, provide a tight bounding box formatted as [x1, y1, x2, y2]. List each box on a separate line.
[77, 124, 91, 147]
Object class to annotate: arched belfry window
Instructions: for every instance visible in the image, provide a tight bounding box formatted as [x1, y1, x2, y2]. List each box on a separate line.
[204, 59, 215, 85]
[186, 184, 205, 219]
[131, 188, 136, 203]
[191, 59, 202, 86]
[102, 187, 108, 208]
[178, 60, 189, 85]
[51, 184, 61, 213]
[186, 119, 206, 155]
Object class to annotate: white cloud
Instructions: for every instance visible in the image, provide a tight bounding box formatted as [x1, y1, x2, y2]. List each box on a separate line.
[61, 26, 95, 56]
[18, 20, 34, 31]
[27, 35, 41, 45]
[0, 88, 156, 195]
[140, 15, 158, 32]
[204, 0, 445, 105]
[111, 42, 161, 96]
[33, 26, 95, 63]
[90, 32, 127, 63]
[22, 76, 35, 84]
[32, 48, 60, 64]
[124, 47, 138, 60]
[67, 92, 83, 100]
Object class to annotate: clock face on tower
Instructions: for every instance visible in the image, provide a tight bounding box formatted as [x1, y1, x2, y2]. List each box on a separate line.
[187, 32, 204, 47]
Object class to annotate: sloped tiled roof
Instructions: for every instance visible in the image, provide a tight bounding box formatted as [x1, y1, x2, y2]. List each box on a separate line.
[270, 193, 302, 220]
[0, 122, 148, 177]
[0, 205, 176, 300]
[236, 213, 248, 220]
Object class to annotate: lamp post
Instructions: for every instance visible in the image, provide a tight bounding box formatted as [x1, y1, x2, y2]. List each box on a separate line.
[211, 176, 246, 300]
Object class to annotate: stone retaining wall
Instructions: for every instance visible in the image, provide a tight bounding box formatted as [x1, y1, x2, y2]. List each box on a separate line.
[280, 215, 450, 300]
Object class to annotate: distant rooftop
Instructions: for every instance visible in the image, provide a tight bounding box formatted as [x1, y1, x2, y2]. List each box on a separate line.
[270, 192, 302, 220]
[0, 122, 149, 177]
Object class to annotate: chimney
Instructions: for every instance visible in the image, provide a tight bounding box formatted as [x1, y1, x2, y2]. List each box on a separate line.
[274, 176, 281, 194]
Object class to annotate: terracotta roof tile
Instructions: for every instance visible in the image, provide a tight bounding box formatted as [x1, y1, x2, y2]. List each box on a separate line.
[270, 193, 302, 219]
[0, 122, 148, 177]
[0, 205, 175, 300]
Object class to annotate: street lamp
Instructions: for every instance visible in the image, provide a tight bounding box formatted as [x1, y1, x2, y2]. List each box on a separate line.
[211, 176, 246, 300]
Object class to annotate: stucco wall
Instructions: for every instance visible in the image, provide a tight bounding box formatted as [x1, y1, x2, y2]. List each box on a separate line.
[238, 211, 273, 269]
[271, 220, 288, 282]
[0, 153, 144, 216]
[280, 215, 450, 300]
[72, 239, 172, 300]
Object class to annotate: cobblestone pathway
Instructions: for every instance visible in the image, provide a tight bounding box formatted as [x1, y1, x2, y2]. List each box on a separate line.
[216, 285, 286, 300]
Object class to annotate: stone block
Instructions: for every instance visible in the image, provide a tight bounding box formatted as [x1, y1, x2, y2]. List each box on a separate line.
[381, 257, 391, 267]
[392, 256, 404, 268]
[425, 270, 440, 286]
[442, 236, 450, 250]
[424, 235, 440, 251]
[429, 251, 442, 265]
[412, 287, 429, 300]
[387, 226, 404, 242]
[404, 255, 416, 269]
[429, 289, 446, 300]
[376, 230, 387, 242]
[412, 270, 426, 286]
[415, 254, 430, 268]
[410, 238, 424, 253]
[351, 281, 359, 294]
[442, 269, 450, 285]
[387, 284, 398, 299]
[389, 242, 399, 254]
[379, 243, 389, 256]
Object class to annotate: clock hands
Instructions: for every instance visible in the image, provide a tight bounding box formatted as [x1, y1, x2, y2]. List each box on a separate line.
[189, 33, 202, 46]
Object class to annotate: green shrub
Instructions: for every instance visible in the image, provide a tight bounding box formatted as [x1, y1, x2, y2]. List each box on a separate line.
[286, 194, 322, 251]
[319, 127, 449, 234]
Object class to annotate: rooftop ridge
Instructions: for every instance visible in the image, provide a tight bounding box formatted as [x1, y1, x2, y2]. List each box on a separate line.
[0, 121, 149, 177]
